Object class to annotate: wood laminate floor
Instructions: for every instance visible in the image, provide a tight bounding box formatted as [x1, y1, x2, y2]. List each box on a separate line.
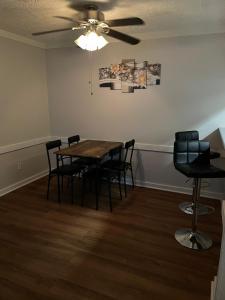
[0, 177, 222, 300]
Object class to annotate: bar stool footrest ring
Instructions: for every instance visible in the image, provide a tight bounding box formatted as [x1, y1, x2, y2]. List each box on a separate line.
[179, 201, 215, 216]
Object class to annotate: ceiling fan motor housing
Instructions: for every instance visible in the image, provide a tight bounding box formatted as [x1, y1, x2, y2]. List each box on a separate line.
[79, 6, 105, 23]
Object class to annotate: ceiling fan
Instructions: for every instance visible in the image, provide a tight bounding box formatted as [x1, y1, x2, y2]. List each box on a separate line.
[32, 5, 145, 50]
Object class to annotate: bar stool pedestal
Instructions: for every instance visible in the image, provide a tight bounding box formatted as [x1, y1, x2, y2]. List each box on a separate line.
[175, 178, 213, 250]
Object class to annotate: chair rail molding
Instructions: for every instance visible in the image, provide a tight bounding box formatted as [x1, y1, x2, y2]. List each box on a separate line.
[57, 136, 174, 153]
[0, 136, 52, 155]
[0, 136, 174, 156]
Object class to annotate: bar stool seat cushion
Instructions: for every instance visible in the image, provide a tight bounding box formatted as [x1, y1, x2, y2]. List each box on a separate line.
[175, 163, 225, 178]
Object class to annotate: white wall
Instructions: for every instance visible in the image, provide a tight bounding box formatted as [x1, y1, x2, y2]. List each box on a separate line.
[0, 36, 50, 146]
[46, 33, 225, 197]
[1, 32, 225, 198]
[0, 36, 50, 194]
[46, 33, 225, 144]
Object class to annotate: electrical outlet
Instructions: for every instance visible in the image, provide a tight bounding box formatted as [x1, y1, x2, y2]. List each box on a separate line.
[17, 161, 22, 170]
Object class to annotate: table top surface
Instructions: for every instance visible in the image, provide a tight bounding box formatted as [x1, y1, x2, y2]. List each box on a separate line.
[55, 140, 123, 159]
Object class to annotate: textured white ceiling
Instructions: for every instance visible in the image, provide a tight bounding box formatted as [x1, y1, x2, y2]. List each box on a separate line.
[0, 0, 225, 48]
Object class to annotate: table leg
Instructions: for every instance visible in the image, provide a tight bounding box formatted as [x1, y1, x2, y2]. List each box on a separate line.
[95, 160, 100, 210]
[56, 154, 61, 203]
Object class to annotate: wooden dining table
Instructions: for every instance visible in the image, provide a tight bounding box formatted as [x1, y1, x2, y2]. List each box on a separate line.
[55, 139, 123, 208]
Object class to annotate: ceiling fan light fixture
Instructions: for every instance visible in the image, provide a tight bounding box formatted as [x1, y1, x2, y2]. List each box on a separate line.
[96, 35, 108, 49]
[75, 31, 108, 51]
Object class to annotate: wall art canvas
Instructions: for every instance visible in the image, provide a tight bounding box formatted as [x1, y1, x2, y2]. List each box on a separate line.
[110, 64, 122, 90]
[147, 63, 161, 86]
[121, 59, 135, 93]
[133, 61, 147, 90]
[99, 59, 161, 93]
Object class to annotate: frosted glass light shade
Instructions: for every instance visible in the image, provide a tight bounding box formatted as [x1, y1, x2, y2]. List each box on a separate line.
[75, 31, 108, 51]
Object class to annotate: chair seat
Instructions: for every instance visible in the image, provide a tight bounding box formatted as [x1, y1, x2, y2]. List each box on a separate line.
[51, 164, 82, 176]
[101, 160, 130, 171]
[100, 167, 121, 179]
[175, 163, 225, 178]
[75, 157, 94, 167]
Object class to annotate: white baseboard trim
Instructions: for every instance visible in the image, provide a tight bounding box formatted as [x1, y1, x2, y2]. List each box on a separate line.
[129, 179, 224, 200]
[0, 169, 48, 198]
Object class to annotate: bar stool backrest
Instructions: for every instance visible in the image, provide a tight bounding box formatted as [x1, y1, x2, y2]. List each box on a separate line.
[174, 140, 210, 165]
[175, 130, 199, 141]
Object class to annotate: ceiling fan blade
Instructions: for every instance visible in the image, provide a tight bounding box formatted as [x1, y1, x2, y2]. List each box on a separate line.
[105, 29, 140, 45]
[105, 17, 144, 27]
[32, 28, 72, 36]
[54, 16, 76, 23]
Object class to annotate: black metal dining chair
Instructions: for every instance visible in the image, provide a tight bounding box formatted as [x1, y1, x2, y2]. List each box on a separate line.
[46, 139, 83, 203]
[82, 145, 123, 212]
[101, 139, 135, 197]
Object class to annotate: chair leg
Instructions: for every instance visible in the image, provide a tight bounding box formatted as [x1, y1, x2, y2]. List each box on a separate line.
[81, 176, 86, 207]
[175, 178, 212, 250]
[71, 176, 74, 204]
[118, 173, 122, 200]
[47, 174, 51, 199]
[108, 177, 112, 212]
[130, 166, 135, 189]
[61, 176, 64, 192]
[123, 170, 127, 197]
[95, 166, 100, 211]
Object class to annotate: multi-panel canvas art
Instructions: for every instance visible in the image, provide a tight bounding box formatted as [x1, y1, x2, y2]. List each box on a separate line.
[99, 59, 161, 93]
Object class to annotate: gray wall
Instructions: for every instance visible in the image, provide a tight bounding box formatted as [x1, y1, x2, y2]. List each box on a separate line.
[46, 33, 225, 198]
[0, 36, 50, 146]
[47, 33, 225, 144]
[1, 32, 225, 197]
[0, 36, 50, 194]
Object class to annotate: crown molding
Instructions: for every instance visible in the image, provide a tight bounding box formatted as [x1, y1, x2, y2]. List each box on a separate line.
[45, 30, 225, 49]
[1, 27, 225, 50]
[0, 29, 46, 49]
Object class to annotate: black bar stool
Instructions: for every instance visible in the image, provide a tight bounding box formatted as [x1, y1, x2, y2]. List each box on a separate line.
[175, 131, 220, 216]
[174, 140, 225, 250]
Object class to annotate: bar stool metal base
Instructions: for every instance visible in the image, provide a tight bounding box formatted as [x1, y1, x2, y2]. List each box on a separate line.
[179, 201, 215, 216]
[175, 228, 212, 250]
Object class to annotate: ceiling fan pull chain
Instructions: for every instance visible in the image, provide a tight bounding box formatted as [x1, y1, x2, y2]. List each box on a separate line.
[88, 51, 94, 96]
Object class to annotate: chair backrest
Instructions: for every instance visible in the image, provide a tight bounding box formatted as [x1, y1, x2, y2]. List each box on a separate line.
[174, 140, 210, 165]
[109, 145, 123, 161]
[124, 139, 135, 164]
[68, 135, 80, 146]
[46, 139, 62, 172]
[175, 130, 199, 141]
